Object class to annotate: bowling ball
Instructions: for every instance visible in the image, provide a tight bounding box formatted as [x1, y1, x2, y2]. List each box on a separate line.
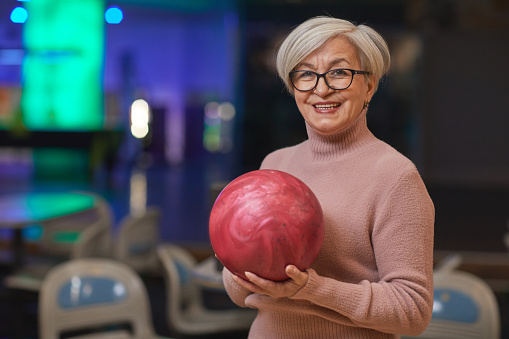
[209, 169, 324, 281]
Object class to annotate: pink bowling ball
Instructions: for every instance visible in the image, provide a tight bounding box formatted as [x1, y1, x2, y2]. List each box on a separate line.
[209, 169, 324, 281]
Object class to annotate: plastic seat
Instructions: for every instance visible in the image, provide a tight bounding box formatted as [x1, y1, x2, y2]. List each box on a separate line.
[112, 207, 161, 274]
[38, 193, 113, 259]
[3, 193, 113, 291]
[39, 258, 171, 339]
[402, 254, 501, 339]
[157, 244, 257, 336]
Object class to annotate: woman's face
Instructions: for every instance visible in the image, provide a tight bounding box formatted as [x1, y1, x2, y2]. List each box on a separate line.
[293, 36, 376, 136]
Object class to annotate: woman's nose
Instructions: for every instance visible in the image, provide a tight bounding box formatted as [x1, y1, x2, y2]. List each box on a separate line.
[314, 77, 332, 96]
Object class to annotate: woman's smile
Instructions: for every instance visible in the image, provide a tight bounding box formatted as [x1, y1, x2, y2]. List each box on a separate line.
[313, 102, 341, 112]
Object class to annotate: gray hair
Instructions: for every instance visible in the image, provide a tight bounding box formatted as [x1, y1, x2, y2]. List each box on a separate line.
[276, 16, 391, 94]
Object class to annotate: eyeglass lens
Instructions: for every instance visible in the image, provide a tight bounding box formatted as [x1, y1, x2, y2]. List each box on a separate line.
[290, 69, 354, 91]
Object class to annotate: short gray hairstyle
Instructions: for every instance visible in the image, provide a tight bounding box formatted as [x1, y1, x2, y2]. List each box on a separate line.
[276, 16, 391, 94]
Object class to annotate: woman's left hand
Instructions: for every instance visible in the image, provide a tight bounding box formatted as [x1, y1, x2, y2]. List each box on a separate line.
[232, 265, 309, 298]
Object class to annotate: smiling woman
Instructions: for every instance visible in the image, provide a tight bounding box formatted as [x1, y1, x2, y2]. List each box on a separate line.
[290, 36, 376, 136]
[220, 16, 435, 339]
[276, 17, 390, 137]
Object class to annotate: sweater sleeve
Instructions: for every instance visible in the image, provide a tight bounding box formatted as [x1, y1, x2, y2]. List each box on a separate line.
[222, 267, 253, 307]
[290, 167, 435, 336]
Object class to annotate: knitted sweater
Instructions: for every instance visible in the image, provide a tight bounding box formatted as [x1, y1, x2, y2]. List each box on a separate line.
[222, 110, 435, 338]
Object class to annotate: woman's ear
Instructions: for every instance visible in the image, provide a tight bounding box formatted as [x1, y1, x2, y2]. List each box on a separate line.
[365, 74, 377, 102]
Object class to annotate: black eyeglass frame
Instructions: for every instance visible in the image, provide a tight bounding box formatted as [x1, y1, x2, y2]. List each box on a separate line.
[289, 68, 370, 92]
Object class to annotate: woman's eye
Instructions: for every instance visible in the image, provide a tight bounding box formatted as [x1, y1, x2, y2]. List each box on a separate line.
[329, 69, 348, 77]
[298, 71, 315, 79]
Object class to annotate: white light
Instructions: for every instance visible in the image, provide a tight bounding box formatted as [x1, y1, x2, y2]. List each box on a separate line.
[131, 124, 149, 139]
[70, 276, 81, 305]
[130, 99, 150, 138]
[218, 102, 235, 121]
[432, 300, 443, 313]
[131, 99, 149, 115]
[131, 99, 150, 126]
[113, 282, 126, 297]
[132, 111, 149, 128]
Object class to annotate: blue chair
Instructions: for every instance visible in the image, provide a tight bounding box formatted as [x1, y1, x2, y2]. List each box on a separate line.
[112, 207, 162, 274]
[157, 244, 257, 336]
[403, 254, 500, 339]
[4, 193, 113, 291]
[38, 258, 171, 339]
[25, 192, 114, 260]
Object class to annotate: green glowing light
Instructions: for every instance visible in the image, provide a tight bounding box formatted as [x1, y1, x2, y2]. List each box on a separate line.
[32, 148, 90, 181]
[21, 0, 105, 130]
[24, 191, 95, 220]
[53, 231, 81, 243]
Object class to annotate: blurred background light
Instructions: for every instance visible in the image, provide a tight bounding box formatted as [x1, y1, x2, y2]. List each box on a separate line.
[203, 101, 235, 153]
[131, 124, 149, 139]
[21, 0, 105, 130]
[10, 7, 28, 24]
[0, 49, 24, 65]
[105, 6, 123, 24]
[130, 99, 151, 139]
[130, 169, 147, 216]
[218, 102, 235, 121]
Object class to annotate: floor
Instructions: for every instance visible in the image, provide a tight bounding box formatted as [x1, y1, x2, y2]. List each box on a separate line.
[1, 158, 509, 338]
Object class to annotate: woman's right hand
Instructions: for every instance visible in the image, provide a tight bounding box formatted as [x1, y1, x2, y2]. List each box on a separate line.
[232, 265, 309, 298]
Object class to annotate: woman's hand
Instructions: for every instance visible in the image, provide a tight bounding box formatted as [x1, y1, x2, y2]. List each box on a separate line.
[232, 265, 309, 298]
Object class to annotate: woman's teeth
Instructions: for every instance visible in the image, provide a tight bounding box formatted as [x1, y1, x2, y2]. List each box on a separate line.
[314, 103, 340, 109]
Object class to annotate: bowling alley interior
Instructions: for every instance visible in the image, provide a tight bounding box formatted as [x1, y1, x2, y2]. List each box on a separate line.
[1, 0, 509, 338]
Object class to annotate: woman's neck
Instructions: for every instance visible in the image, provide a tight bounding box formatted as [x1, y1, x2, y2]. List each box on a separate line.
[306, 111, 376, 161]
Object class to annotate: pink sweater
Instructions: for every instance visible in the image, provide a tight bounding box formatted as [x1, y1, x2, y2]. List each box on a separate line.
[223, 111, 435, 338]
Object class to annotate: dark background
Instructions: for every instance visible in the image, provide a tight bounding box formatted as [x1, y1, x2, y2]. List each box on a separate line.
[1, 0, 509, 337]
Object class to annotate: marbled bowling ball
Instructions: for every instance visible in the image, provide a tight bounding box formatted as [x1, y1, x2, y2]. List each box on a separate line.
[209, 169, 324, 281]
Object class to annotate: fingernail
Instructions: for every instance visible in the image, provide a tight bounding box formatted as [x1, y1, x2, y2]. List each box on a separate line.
[245, 272, 253, 279]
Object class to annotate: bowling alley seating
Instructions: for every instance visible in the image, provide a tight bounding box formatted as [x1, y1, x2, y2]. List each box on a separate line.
[3, 194, 113, 291]
[39, 194, 113, 259]
[402, 253, 501, 339]
[111, 206, 162, 274]
[38, 258, 171, 339]
[157, 244, 257, 336]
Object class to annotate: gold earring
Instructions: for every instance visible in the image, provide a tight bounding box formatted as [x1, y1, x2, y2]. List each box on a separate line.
[363, 101, 370, 109]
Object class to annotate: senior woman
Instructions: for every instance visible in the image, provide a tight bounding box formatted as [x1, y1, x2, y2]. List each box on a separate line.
[222, 16, 434, 338]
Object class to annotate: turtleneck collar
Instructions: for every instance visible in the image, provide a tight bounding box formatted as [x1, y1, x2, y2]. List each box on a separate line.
[305, 109, 377, 161]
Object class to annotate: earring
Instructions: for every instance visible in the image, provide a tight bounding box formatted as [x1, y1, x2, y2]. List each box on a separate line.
[363, 101, 370, 109]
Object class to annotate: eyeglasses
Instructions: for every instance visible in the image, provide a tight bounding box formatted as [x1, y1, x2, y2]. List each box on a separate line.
[289, 68, 369, 92]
